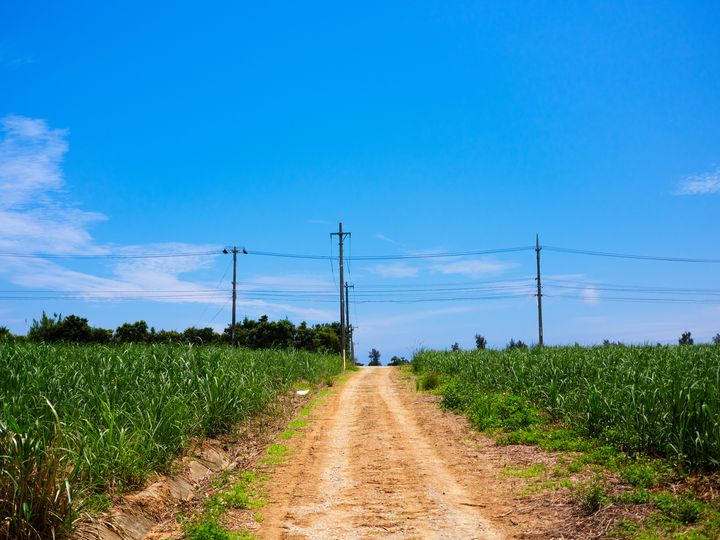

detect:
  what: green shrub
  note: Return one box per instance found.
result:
[416,372,442,391]
[574,480,609,515]
[184,518,238,540]
[653,492,703,525]
[440,378,474,411]
[467,393,542,431]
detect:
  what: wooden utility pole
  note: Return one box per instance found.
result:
[345,282,354,364]
[331,223,351,369]
[224,246,246,347]
[232,246,237,347]
[535,234,544,348]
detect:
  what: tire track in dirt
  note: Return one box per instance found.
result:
[258,367,503,539]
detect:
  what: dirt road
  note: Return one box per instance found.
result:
[259,367,506,539]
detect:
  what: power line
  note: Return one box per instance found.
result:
[9,288,720,306]
[208,297,232,324]
[347,234,353,276]
[545,293,720,305]
[6,278,719,301]
[4,244,719,264]
[250,250,332,261]
[544,246,720,264]
[247,245,533,260]
[0,250,220,260]
[329,235,336,287]
[544,283,720,296]
[544,277,720,293]
[349,246,534,260]
[0,283,535,297]
[354,293,534,304]
[0,288,232,296]
[352,283,360,335]
[356,277,534,289]
[0,294,230,300]
[0,289,535,303]
[196,257,233,326]
[345,235,360,349]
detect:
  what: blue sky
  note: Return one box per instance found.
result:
[1,1,719,361]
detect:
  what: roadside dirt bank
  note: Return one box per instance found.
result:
[73,391,310,540]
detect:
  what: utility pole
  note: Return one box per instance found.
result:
[345,282,354,364]
[223,246,247,347]
[535,234,544,348]
[232,246,237,347]
[331,223,351,369]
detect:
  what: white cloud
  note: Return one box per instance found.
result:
[112,243,217,283]
[0,116,221,305]
[581,286,600,305]
[5,257,126,292]
[0,115,68,207]
[375,233,397,244]
[431,258,517,278]
[0,115,353,329]
[0,115,107,254]
[368,262,420,278]
[0,252,227,305]
[675,167,720,195]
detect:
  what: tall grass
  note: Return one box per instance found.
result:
[413,345,720,469]
[0,343,342,539]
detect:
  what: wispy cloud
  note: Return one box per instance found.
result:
[0,46,36,68]
[375,233,397,244]
[0,115,341,324]
[581,286,600,305]
[0,116,233,307]
[0,115,68,206]
[430,258,517,278]
[0,115,107,254]
[368,262,420,278]
[675,167,720,195]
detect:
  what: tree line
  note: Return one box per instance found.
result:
[0,312,343,353]
[453,331,720,351]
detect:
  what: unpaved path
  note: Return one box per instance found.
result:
[259,367,509,539]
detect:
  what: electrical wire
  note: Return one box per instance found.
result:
[545,293,720,305]
[208,297,232,324]
[4,243,719,263]
[0,250,220,259]
[544,283,720,297]
[543,277,720,293]
[329,235,337,288]
[246,246,534,260]
[544,246,720,264]
[6,239,720,313]
[196,257,233,326]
